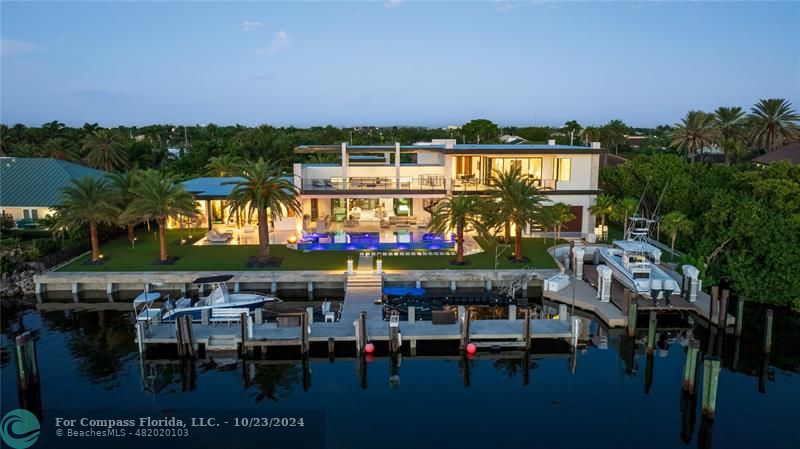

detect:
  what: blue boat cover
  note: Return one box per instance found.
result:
[383,287,426,297]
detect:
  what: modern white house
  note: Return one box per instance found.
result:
[291,139,605,239]
[175,139,606,246]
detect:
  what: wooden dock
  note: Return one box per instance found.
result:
[137,261,574,355]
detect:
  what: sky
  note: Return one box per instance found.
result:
[1,1,799,128]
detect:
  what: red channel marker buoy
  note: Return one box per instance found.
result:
[466,343,477,354]
[364,342,375,354]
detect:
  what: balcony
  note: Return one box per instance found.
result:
[452,175,557,192]
[302,175,446,192]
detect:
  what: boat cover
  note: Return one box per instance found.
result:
[193,274,234,284]
[383,287,426,297]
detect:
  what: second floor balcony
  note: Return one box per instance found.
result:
[302,175,446,192]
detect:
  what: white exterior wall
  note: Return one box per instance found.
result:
[0,206,55,222]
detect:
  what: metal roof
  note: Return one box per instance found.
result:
[180,176,295,199]
[180,177,245,199]
[0,157,108,207]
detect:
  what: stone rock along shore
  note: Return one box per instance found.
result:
[1,261,45,299]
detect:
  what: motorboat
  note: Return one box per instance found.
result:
[133,275,280,323]
[598,217,680,302]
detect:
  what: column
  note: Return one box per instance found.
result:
[341,142,348,185]
[395,142,401,189]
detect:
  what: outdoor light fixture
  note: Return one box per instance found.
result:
[288,235,298,244]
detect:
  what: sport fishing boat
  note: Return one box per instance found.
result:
[598,217,680,303]
[134,275,280,322]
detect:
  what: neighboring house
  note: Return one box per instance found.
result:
[0,157,107,228]
[292,139,606,237]
[751,143,800,166]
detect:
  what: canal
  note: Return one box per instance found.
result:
[1,301,798,449]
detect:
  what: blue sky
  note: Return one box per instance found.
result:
[1,1,798,127]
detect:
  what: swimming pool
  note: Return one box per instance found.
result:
[298,231,455,251]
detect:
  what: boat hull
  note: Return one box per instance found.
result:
[162,297,274,322]
[598,247,679,299]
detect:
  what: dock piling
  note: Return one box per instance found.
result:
[255,308,263,325]
[327,337,335,362]
[719,289,729,329]
[201,308,209,326]
[389,310,400,354]
[710,287,719,325]
[735,298,745,337]
[646,311,658,355]
[239,312,248,358]
[763,309,773,354]
[459,307,471,350]
[407,306,415,322]
[14,331,40,392]
[701,356,721,418]
[523,309,532,350]
[508,304,517,321]
[176,315,195,358]
[627,295,638,338]
[682,338,700,393]
[301,311,310,356]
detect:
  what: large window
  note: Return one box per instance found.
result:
[483,157,543,184]
[455,156,481,179]
[555,158,571,182]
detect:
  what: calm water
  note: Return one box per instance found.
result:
[1,303,798,449]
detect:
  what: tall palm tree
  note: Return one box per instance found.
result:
[581,126,601,146]
[660,211,692,261]
[205,154,244,177]
[489,167,523,242]
[603,119,628,154]
[225,158,300,262]
[53,177,119,262]
[614,197,639,236]
[549,202,575,242]
[671,111,717,162]
[714,106,747,165]
[491,166,550,261]
[82,129,129,171]
[124,170,197,263]
[748,98,800,153]
[428,194,484,264]
[589,194,616,231]
[107,170,140,242]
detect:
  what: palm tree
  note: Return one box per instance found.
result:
[614,197,639,236]
[714,106,747,165]
[124,170,197,263]
[225,158,301,262]
[748,98,800,153]
[428,195,484,264]
[489,168,522,242]
[107,170,140,242]
[589,194,616,234]
[671,111,716,162]
[581,126,601,146]
[491,166,550,261]
[82,129,129,171]
[660,211,692,261]
[549,202,575,242]
[603,119,628,154]
[42,137,78,160]
[53,177,119,262]
[205,154,244,176]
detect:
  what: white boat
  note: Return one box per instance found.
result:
[134,275,280,323]
[598,217,680,302]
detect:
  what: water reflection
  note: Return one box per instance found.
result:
[1,303,798,449]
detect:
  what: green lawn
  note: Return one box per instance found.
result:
[58,229,356,272]
[380,237,560,270]
[58,229,560,272]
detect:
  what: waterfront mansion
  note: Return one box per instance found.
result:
[179,139,606,244]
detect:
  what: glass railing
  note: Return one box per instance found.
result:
[302,175,446,191]
[452,177,556,191]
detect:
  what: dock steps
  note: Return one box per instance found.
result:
[206,335,237,351]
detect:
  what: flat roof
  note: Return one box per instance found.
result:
[295,143,605,155]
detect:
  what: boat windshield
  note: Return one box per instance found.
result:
[207,283,230,305]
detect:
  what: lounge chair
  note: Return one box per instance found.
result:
[206,230,232,243]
